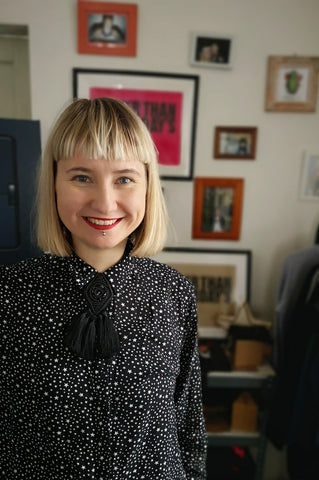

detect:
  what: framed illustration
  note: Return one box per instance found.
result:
[73,68,199,180]
[190,32,233,69]
[77,1,137,56]
[153,247,252,331]
[214,126,257,160]
[265,55,319,112]
[299,152,319,200]
[192,177,244,240]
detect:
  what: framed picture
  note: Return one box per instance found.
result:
[190,33,233,69]
[299,152,319,200]
[192,177,244,240]
[77,1,137,56]
[73,68,199,180]
[214,126,257,160]
[153,247,252,331]
[265,55,319,112]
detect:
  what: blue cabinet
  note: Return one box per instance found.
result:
[0,118,42,264]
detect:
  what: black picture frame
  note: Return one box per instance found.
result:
[153,247,252,332]
[157,247,251,301]
[73,68,199,180]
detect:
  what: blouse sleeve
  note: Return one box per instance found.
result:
[174,285,207,480]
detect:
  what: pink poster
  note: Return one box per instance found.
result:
[89,87,183,166]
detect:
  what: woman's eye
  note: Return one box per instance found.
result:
[74,175,90,183]
[117,176,131,185]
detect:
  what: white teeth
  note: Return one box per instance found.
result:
[87,217,117,226]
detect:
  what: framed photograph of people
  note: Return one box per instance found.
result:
[192,177,244,240]
[73,68,199,180]
[190,33,233,69]
[299,152,319,201]
[77,1,138,56]
[265,55,319,112]
[153,247,251,331]
[214,126,257,160]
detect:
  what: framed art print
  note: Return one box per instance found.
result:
[214,126,257,160]
[77,1,138,56]
[192,177,244,240]
[265,55,318,112]
[190,32,233,69]
[154,247,251,331]
[73,68,199,180]
[299,152,319,200]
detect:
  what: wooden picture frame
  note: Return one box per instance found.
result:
[192,177,244,240]
[190,32,233,69]
[214,126,257,160]
[153,247,252,333]
[265,55,319,112]
[77,1,137,56]
[73,68,199,180]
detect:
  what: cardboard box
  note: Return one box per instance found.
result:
[233,339,264,370]
[231,391,258,432]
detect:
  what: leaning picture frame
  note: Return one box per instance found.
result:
[190,32,233,69]
[265,55,319,112]
[192,177,244,240]
[153,247,252,333]
[73,68,199,180]
[299,151,319,200]
[77,1,138,56]
[214,126,257,160]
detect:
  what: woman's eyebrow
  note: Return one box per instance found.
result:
[113,168,143,176]
[65,166,92,173]
[65,167,143,176]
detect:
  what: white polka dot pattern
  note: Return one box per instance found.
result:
[0,252,207,479]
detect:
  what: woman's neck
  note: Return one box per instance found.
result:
[74,240,127,272]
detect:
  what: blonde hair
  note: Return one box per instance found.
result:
[36,97,168,257]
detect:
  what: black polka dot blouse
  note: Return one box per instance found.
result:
[0,249,207,479]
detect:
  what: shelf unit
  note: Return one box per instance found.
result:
[206,364,275,480]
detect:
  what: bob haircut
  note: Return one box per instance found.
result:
[37,97,168,258]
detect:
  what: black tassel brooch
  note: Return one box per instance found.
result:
[64,273,120,360]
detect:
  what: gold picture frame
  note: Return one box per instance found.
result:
[265,55,319,112]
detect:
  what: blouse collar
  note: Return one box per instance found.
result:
[67,240,135,289]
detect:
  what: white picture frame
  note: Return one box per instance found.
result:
[299,152,319,200]
[190,32,233,69]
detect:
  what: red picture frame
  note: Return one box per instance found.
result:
[192,177,244,240]
[77,1,137,56]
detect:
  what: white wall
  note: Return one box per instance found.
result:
[1,1,319,476]
[1,0,318,322]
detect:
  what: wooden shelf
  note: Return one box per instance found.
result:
[207,364,275,388]
[207,430,260,447]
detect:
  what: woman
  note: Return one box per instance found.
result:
[0,98,207,479]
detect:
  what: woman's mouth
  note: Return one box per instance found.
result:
[83,217,121,230]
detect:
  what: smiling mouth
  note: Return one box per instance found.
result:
[84,217,121,230]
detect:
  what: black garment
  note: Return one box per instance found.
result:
[267,247,319,479]
[0,252,207,479]
[267,247,319,449]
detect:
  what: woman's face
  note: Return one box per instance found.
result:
[55,155,147,261]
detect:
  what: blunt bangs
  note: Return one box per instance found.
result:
[51,98,154,165]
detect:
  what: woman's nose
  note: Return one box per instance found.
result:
[90,184,117,213]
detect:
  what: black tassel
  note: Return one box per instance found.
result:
[64,273,120,360]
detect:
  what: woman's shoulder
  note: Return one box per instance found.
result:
[0,254,67,287]
[133,255,195,292]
